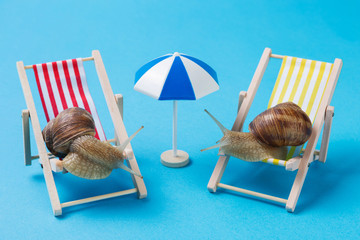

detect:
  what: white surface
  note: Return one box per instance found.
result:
[160,150,189,168]
[134,56,174,99]
[180,55,219,99]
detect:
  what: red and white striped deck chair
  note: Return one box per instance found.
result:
[17,50,147,216]
[207,48,342,212]
[33,58,106,142]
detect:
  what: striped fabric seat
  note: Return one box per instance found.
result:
[33,58,106,141]
[262,56,333,166]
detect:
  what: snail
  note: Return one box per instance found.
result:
[201,102,312,162]
[42,107,143,180]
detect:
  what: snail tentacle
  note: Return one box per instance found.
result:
[204,109,229,135]
[117,126,144,152]
[116,161,143,179]
[201,142,226,152]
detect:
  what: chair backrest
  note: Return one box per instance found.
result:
[32,58,106,141]
[268,56,333,159]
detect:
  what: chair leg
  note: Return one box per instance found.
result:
[114,93,147,199]
[114,94,124,146]
[208,91,247,192]
[319,106,334,163]
[286,150,314,212]
[18,61,62,216]
[207,155,230,192]
[22,109,32,166]
[41,158,62,216]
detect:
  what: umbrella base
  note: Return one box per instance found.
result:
[160,150,189,168]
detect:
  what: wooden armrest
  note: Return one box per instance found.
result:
[22,109,31,166]
[319,105,334,163]
[237,91,247,113]
[114,94,124,146]
[114,94,123,119]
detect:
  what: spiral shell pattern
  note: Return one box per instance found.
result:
[249,102,312,147]
[42,107,96,157]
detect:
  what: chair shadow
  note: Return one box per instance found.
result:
[30,169,155,218]
[213,187,286,210]
[58,193,152,219]
[294,147,360,213]
[214,145,359,214]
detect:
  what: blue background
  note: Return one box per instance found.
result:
[1,0,359,239]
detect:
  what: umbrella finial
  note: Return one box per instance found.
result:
[173,52,180,57]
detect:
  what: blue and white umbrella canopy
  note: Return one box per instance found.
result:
[134,52,219,167]
[134,52,219,100]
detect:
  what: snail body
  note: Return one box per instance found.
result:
[201,102,312,162]
[219,131,288,162]
[42,107,143,179]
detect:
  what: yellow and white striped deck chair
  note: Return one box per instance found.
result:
[207,48,342,212]
[263,55,334,168]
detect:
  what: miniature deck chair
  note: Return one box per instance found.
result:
[17,50,147,216]
[207,48,342,212]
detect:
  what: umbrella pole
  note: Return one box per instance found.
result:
[159,100,189,167]
[173,100,178,157]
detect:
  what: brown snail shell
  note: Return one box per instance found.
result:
[42,118,59,157]
[249,102,312,147]
[42,108,96,158]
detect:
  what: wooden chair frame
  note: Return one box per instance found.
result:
[207,48,342,212]
[18,50,147,216]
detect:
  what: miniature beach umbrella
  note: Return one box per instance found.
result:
[134,52,219,167]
